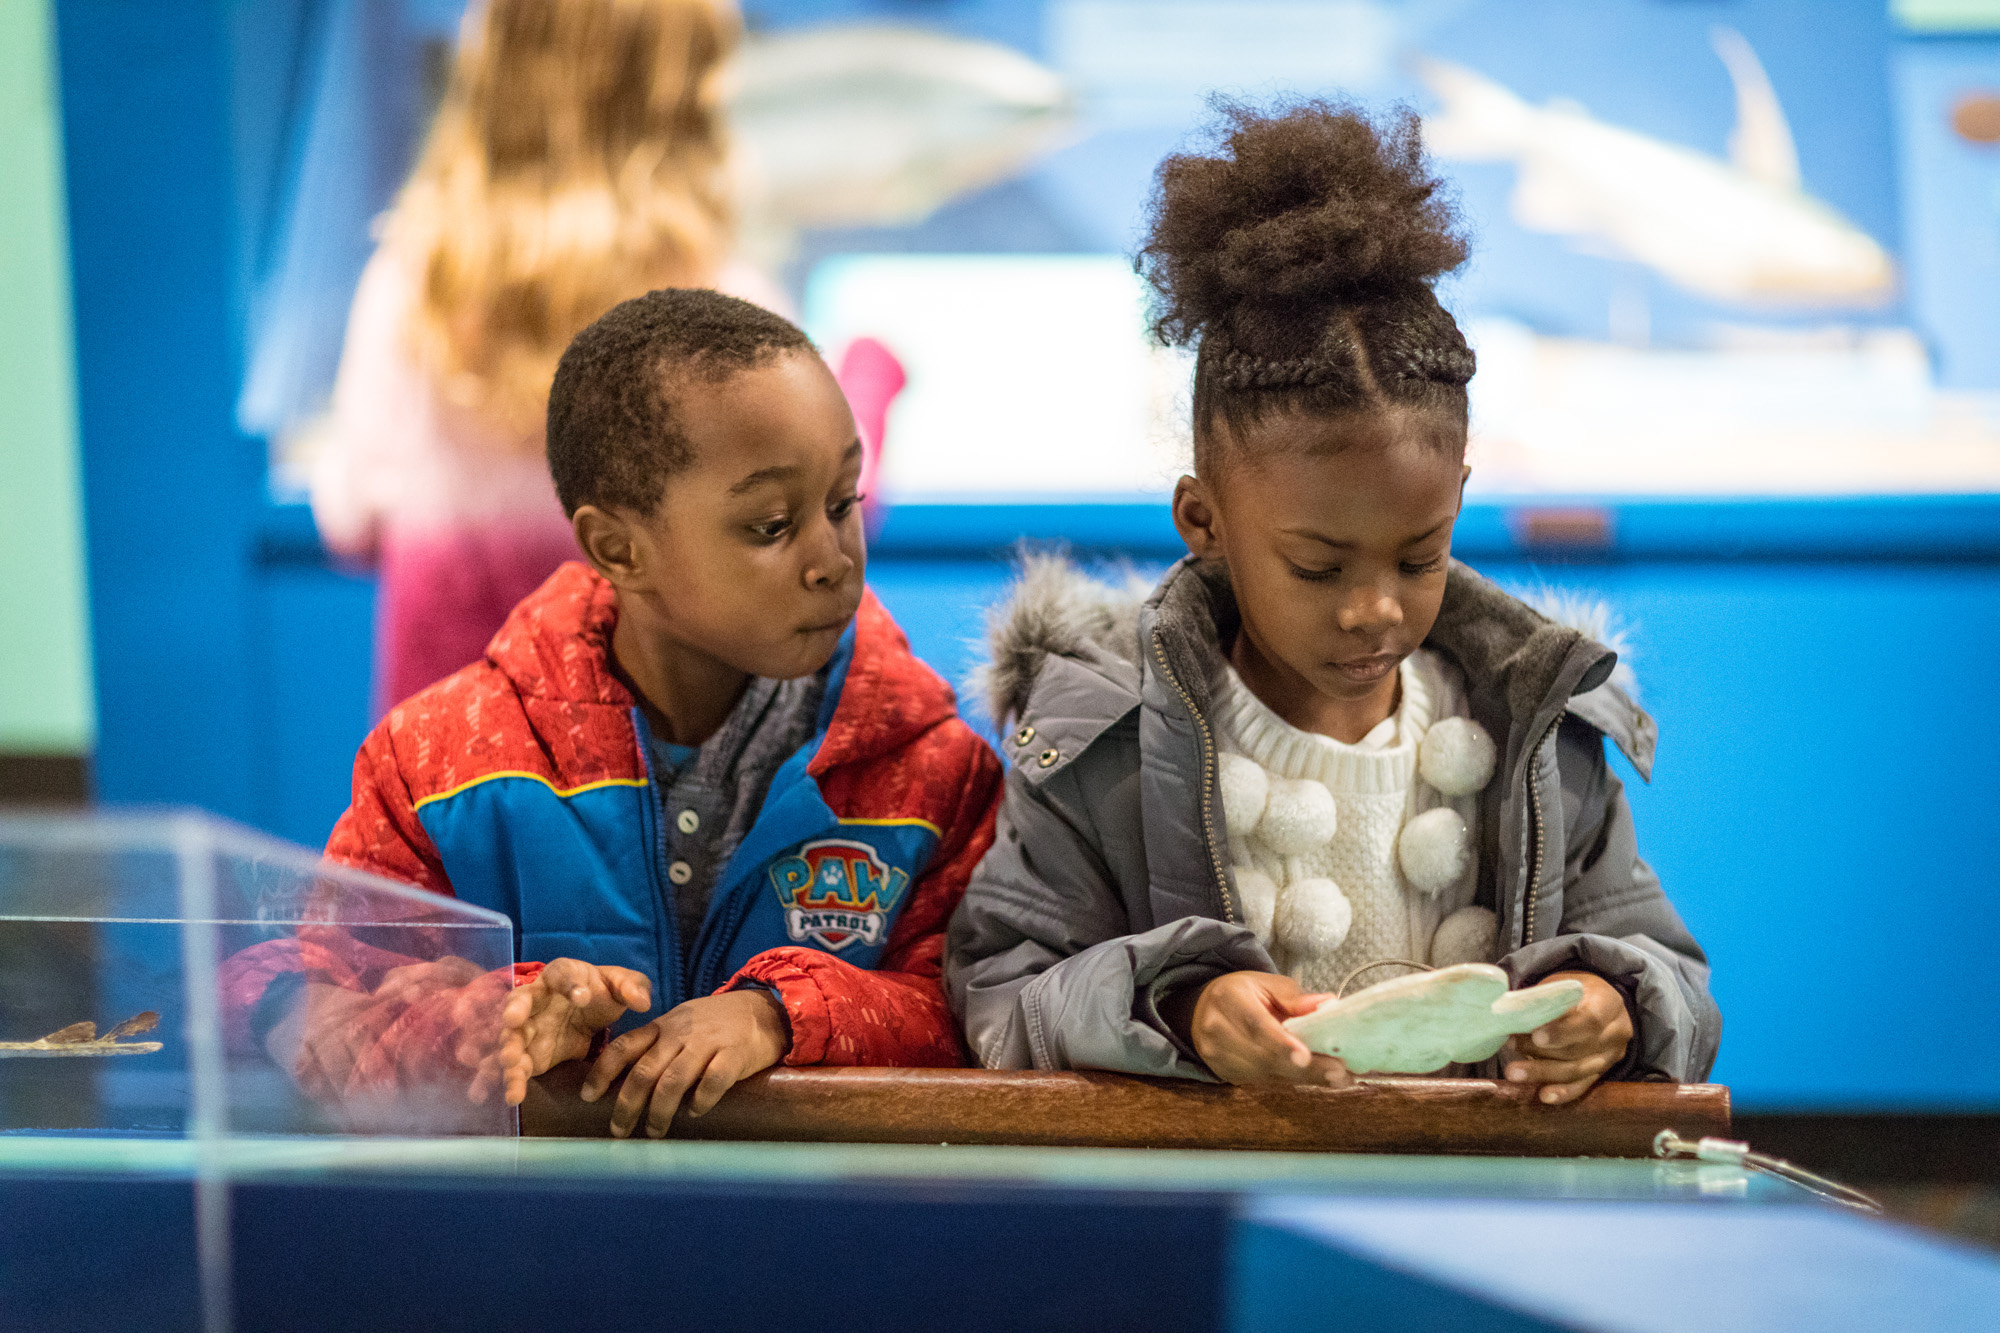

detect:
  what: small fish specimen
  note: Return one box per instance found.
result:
[0,1011,163,1057]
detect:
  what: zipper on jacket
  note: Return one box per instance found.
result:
[632,717,687,1010]
[1520,716,1561,948]
[1151,634,1238,923]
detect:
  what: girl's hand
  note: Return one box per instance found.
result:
[580,989,791,1139]
[1176,970,1352,1087]
[1503,970,1633,1105]
[489,958,653,1106]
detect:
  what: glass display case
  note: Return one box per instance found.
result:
[0,811,517,1139]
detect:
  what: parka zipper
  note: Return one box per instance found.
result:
[1151,634,1238,923]
[1520,715,1561,948]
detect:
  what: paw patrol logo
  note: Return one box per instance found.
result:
[768,839,911,951]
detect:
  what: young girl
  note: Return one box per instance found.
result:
[310,0,784,712]
[947,103,1717,1103]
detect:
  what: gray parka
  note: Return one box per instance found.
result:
[945,555,1719,1084]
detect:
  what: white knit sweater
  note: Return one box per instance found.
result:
[1211,650,1494,995]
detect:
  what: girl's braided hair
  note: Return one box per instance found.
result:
[1138,100,1475,471]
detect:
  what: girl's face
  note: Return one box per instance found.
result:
[1172,407,1467,727]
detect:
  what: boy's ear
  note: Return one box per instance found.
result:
[571,504,645,585]
[1171,475,1224,560]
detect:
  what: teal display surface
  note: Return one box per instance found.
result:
[0,1133,1801,1204]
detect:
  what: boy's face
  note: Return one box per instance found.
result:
[577,350,867,682]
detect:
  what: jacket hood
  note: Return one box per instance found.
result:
[976,554,1655,779]
[487,561,962,770]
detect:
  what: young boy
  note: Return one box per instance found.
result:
[317,290,1001,1136]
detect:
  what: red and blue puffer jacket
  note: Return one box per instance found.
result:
[324,561,1002,1067]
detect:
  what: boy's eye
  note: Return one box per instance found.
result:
[749,516,792,541]
[828,492,864,521]
[1400,555,1448,577]
[1288,563,1341,583]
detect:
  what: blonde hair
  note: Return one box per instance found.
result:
[386,0,739,440]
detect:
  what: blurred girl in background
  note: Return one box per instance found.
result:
[312,0,788,712]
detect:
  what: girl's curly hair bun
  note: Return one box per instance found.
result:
[1140,100,1467,348]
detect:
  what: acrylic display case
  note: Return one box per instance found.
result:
[0,810,518,1139]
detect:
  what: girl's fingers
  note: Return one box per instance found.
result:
[1535,1075,1600,1105]
[1273,990,1334,1018]
[1505,1050,1613,1087]
[1304,1053,1352,1087]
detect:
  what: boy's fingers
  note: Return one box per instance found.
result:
[608,969,653,1013]
[643,1049,713,1139]
[686,1050,756,1117]
[584,1025,659,1103]
[609,1040,681,1137]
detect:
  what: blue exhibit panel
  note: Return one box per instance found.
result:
[1468,560,2000,1110]
[1893,42,2000,390]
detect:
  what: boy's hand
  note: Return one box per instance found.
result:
[580,989,790,1138]
[1503,970,1633,1105]
[1175,971,1352,1088]
[488,958,653,1107]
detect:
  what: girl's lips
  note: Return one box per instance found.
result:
[1331,654,1398,683]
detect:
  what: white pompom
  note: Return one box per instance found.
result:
[1218,753,1270,841]
[1398,806,1471,895]
[1273,876,1352,959]
[1429,905,1498,967]
[1232,865,1279,942]
[1259,777,1338,855]
[1418,717,1497,797]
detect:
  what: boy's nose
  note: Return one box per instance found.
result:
[801,522,857,591]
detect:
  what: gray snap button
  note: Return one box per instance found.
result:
[676,809,700,835]
[668,860,694,886]
[1037,748,1060,768]
[1014,724,1035,746]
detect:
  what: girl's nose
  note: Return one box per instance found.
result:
[1337,582,1404,635]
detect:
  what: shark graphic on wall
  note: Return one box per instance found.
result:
[1416,28,1895,306]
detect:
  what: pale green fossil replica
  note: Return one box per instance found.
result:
[1283,965,1583,1075]
[0,1011,162,1057]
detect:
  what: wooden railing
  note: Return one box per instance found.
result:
[523,1064,1730,1158]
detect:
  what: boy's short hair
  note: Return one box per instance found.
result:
[547,288,815,516]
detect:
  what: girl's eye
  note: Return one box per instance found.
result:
[750,517,792,541]
[1401,556,1448,577]
[1288,563,1341,583]
[828,492,864,521]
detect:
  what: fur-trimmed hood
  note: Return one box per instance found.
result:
[971,553,1654,780]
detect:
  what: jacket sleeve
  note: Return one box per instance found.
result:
[946,743,1271,1081]
[726,733,1003,1067]
[1500,716,1721,1083]
[324,721,454,898]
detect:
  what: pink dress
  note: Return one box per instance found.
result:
[310,250,802,715]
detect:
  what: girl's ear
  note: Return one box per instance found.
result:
[1172,474,1225,560]
[572,504,645,585]
[1458,463,1471,512]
